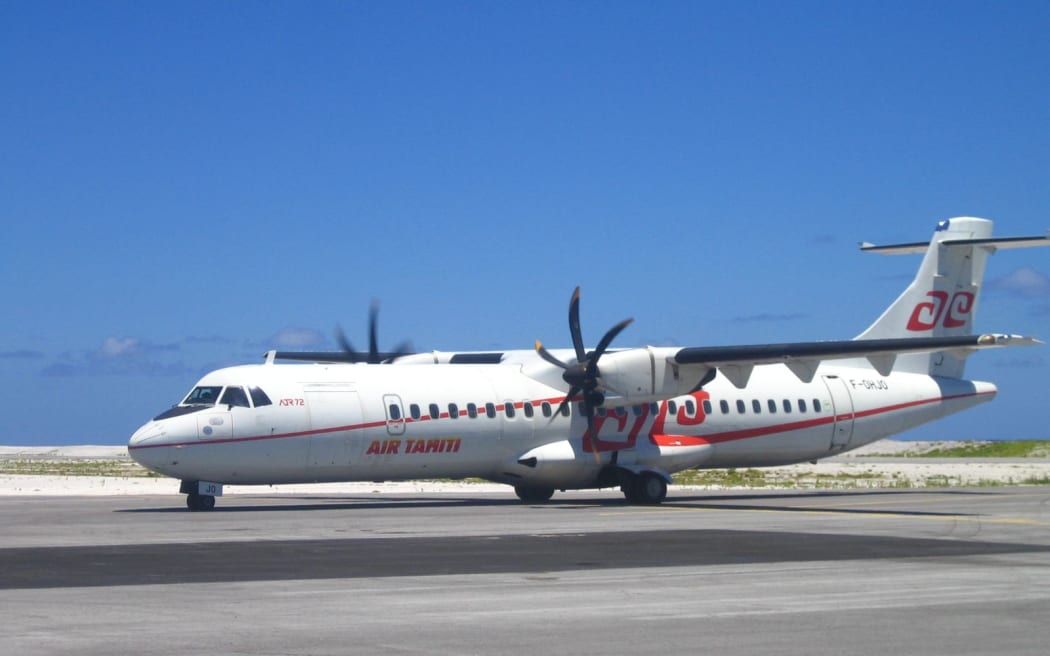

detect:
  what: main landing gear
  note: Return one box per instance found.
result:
[514,485,555,503]
[621,471,668,505]
[512,471,670,505]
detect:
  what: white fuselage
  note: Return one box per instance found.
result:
[127,354,994,490]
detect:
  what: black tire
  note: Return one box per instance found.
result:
[514,485,555,503]
[624,473,667,505]
[186,493,216,511]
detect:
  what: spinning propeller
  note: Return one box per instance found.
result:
[337,301,413,364]
[534,287,633,463]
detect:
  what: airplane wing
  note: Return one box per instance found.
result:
[671,333,1039,387]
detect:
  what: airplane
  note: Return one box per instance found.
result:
[128,217,1049,510]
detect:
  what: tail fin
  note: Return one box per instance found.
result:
[857,217,1048,377]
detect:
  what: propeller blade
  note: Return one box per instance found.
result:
[386,340,414,362]
[583,404,601,464]
[335,325,361,361]
[548,386,580,426]
[535,341,569,369]
[368,300,380,363]
[533,287,634,466]
[568,287,586,363]
[590,318,633,364]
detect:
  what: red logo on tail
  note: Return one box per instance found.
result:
[906,291,974,331]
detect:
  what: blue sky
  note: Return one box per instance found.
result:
[2,1,1048,445]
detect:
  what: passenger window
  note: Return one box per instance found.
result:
[249,387,272,407]
[813,399,822,412]
[429,403,440,419]
[668,400,678,415]
[685,400,696,416]
[649,403,659,415]
[783,399,792,413]
[410,404,421,420]
[719,400,730,414]
[767,399,776,414]
[736,400,746,414]
[220,386,250,408]
[541,402,552,418]
[560,403,570,417]
[632,405,643,416]
[485,402,496,418]
[752,400,762,414]
[449,403,459,419]
[388,404,402,420]
[798,399,807,413]
[505,402,516,418]
[523,403,534,418]
[702,400,712,415]
[467,403,478,419]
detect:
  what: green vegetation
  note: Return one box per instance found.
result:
[0,459,159,477]
[671,465,1050,489]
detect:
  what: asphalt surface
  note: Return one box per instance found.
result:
[3,488,1049,655]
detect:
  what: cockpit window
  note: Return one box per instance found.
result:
[183,386,223,406]
[249,386,272,407]
[220,386,251,408]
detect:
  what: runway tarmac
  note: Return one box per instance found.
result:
[3,488,1049,655]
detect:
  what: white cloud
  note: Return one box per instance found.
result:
[988,267,1050,298]
[99,337,142,359]
[269,327,327,349]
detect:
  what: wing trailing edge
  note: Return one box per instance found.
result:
[672,334,1039,388]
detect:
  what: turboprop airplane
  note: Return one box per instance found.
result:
[128,217,1049,510]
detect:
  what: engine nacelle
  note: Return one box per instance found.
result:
[598,347,706,405]
[501,440,595,488]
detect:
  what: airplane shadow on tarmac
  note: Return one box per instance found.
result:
[115,487,998,516]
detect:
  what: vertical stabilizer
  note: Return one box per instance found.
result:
[857,217,994,377]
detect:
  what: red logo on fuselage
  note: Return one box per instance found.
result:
[581,390,710,453]
[906,291,974,331]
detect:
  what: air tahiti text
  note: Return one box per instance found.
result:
[365,438,462,455]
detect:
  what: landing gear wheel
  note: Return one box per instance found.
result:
[186,493,216,511]
[514,485,555,503]
[623,473,667,505]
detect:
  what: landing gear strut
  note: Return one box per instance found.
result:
[186,493,216,511]
[622,472,668,505]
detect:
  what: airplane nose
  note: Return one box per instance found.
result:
[127,421,173,474]
[128,422,164,448]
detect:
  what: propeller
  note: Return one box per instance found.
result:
[336,300,413,363]
[534,287,633,463]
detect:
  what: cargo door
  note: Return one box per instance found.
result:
[821,375,855,449]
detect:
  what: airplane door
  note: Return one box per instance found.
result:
[305,385,360,471]
[821,375,855,449]
[383,394,406,436]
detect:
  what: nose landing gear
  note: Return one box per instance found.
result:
[186,493,216,511]
[180,480,221,511]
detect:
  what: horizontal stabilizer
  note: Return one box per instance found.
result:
[861,232,1050,255]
